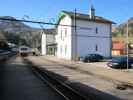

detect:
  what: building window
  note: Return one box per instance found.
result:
[96,27,98,34]
[60,45,62,54]
[65,45,67,55]
[65,28,67,37]
[61,29,63,39]
[95,44,98,51]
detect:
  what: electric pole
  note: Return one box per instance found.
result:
[126,20,129,70]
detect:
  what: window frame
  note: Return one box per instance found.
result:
[60,29,63,39]
[95,44,98,51]
[65,28,67,37]
[96,27,98,34]
[65,45,67,55]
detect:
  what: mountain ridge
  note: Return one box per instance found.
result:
[0,16,42,48]
[113,17,133,37]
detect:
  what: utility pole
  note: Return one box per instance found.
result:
[74,8,77,61]
[126,20,129,70]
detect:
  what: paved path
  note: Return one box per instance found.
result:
[0,57,65,100]
[27,56,133,100]
[39,56,133,86]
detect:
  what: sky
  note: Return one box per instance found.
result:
[0,0,132,28]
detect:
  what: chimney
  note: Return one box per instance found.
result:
[89,5,95,20]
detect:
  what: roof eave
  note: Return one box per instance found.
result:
[56,11,116,28]
[55,11,71,28]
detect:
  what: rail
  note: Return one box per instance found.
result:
[31,66,90,100]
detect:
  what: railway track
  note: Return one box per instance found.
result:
[31,65,90,100]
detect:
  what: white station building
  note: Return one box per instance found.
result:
[55,6,114,60]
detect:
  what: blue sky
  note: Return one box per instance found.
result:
[0,0,132,27]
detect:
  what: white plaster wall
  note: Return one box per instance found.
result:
[41,33,46,55]
[41,32,56,55]
[72,20,111,58]
[56,16,112,60]
[56,15,72,59]
[76,20,111,36]
[46,34,55,45]
[77,37,111,57]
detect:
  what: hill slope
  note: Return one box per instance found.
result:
[113,17,133,37]
[0,16,42,48]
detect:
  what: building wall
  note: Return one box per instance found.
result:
[56,15,72,59]
[41,33,46,55]
[56,15,112,60]
[72,20,112,58]
[46,34,55,45]
[41,33,56,55]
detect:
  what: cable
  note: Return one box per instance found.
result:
[0,17,112,39]
[0,17,98,31]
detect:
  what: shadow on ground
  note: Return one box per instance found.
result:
[24,58,124,100]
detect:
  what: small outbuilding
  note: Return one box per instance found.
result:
[41,29,57,55]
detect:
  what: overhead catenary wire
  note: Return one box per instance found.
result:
[0,17,112,39]
[0,17,95,31]
[0,17,74,27]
